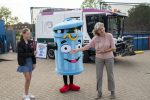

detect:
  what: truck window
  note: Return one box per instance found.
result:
[86,14,105,39]
[70,17,80,20]
[108,16,124,38]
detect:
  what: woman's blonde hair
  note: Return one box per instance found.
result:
[92,22,104,36]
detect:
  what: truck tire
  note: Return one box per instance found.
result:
[83,50,90,63]
[47,49,55,59]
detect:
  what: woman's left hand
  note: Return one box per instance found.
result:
[33,64,36,70]
[101,51,107,54]
[34,51,37,56]
[70,49,78,54]
[97,50,107,54]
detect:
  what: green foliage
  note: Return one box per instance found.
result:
[0,6,19,25]
[16,31,21,41]
[81,0,97,8]
[16,32,20,36]
[125,4,150,32]
[0,6,11,22]
[81,0,111,10]
[9,16,19,25]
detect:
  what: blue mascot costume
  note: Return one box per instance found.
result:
[52,18,84,93]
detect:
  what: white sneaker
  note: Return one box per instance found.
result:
[29,93,35,99]
[23,94,35,99]
[23,95,30,100]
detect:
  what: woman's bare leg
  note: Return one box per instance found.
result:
[23,72,31,95]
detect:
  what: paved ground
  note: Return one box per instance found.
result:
[0,51,150,100]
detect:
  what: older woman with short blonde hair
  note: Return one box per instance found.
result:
[71,22,116,99]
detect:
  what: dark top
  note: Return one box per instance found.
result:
[17,39,36,66]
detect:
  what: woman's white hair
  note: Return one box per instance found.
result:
[92,22,104,36]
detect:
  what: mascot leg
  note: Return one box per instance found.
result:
[59,75,80,93]
[69,75,80,91]
[59,75,69,93]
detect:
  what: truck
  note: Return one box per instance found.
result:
[34,8,135,63]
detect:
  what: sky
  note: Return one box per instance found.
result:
[0,0,149,23]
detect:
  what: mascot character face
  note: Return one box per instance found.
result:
[59,27,82,64]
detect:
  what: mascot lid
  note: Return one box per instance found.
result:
[53,18,83,31]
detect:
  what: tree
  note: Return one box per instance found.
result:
[9,16,19,25]
[0,6,11,23]
[81,0,112,10]
[125,4,150,32]
[18,22,23,24]
[81,0,97,8]
[0,6,19,25]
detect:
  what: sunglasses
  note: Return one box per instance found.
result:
[23,31,30,34]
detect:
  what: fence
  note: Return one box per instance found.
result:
[124,33,150,51]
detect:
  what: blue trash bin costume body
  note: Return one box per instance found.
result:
[53,18,84,75]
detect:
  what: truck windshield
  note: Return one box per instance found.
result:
[108,16,124,38]
[86,14,105,38]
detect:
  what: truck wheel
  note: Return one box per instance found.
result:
[83,50,90,63]
[47,49,55,59]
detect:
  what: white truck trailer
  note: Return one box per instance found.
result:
[35,8,135,62]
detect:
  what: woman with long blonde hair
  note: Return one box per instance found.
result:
[17,28,36,100]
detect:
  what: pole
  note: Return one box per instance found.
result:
[30,7,35,38]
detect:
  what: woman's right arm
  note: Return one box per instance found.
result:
[77,41,94,52]
[71,37,96,53]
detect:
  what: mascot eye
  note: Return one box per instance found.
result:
[61,45,71,53]
[78,29,81,32]
[57,30,61,33]
[76,44,82,49]
[74,29,78,33]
